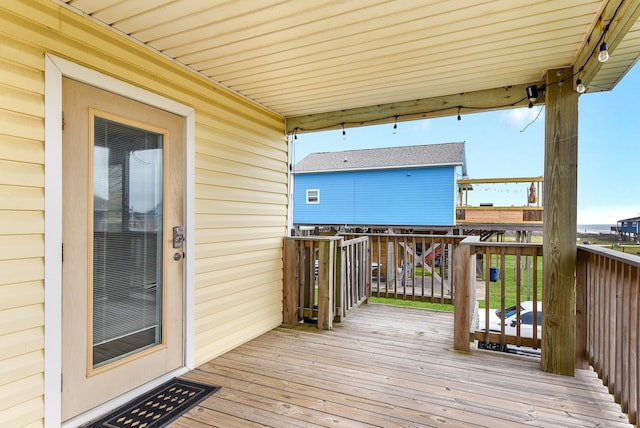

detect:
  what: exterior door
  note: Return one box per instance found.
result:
[61,78,185,420]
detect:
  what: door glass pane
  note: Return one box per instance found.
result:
[92,116,164,368]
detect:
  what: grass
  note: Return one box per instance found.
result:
[369,296,454,312]
[608,243,640,255]
[370,236,636,313]
[413,266,433,277]
[577,236,640,255]
[370,254,544,312]
[479,254,544,309]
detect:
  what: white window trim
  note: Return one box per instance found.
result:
[45,54,196,428]
[306,189,320,204]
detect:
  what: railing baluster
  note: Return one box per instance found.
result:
[621,262,630,414]
[615,260,623,403]
[374,235,380,297]
[532,247,539,349]
[431,236,437,302]
[604,256,612,390]
[634,265,640,425]
[515,246,522,348]
[392,235,398,300]
[419,236,425,301]
[441,237,446,305]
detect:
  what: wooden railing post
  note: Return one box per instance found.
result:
[283,238,298,325]
[335,238,344,323]
[453,237,475,351]
[317,239,334,330]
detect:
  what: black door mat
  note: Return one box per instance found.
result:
[85,378,220,428]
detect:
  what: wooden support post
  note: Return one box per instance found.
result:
[453,242,472,351]
[541,66,578,376]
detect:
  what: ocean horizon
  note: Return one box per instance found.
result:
[577,224,615,234]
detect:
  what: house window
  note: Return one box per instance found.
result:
[306,189,320,204]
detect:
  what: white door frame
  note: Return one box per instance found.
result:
[44,54,196,428]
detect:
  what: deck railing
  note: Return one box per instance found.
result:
[454,237,544,351]
[284,233,466,328]
[577,245,640,425]
[283,236,370,329]
[456,176,543,225]
[338,236,370,321]
[285,234,640,423]
[345,233,466,304]
[453,239,640,424]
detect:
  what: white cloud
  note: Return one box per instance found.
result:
[577,207,640,225]
[412,119,430,130]
[502,107,540,128]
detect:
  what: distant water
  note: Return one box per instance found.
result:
[577,224,615,234]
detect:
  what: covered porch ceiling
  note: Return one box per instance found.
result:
[59,0,640,133]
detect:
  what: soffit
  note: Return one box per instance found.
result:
[588,16,640,91]
[59,0,639,121]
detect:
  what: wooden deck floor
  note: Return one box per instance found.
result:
[173,304,630,427]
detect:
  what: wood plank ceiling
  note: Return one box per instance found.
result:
[59,0,640,132]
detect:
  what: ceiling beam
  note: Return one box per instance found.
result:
[285,81,545,134]
[575,0,640,89]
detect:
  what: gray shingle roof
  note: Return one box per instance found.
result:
[618,216,640,222]
[294,142,466,174]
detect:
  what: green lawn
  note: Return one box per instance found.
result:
[368,296,454,312]
[479,254,543,309]
[609,243,640,254]
[577,237,640,255]
[413,266,433,276]
[370,253,543,312]
[371,237,637,312]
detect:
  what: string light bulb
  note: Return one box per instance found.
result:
[392,116,398,134]
[576,78,586,94]
[341,123,346,140]
[598,41,609,62]
[457,106,462,121]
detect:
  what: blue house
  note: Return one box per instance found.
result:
[617,216,640,242]
[293,142,466,228]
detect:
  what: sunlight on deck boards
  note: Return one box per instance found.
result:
[174,304,630,428]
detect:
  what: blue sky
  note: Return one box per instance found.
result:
[292,63,640,225]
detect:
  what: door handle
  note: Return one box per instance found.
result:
[173,226,184,248]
